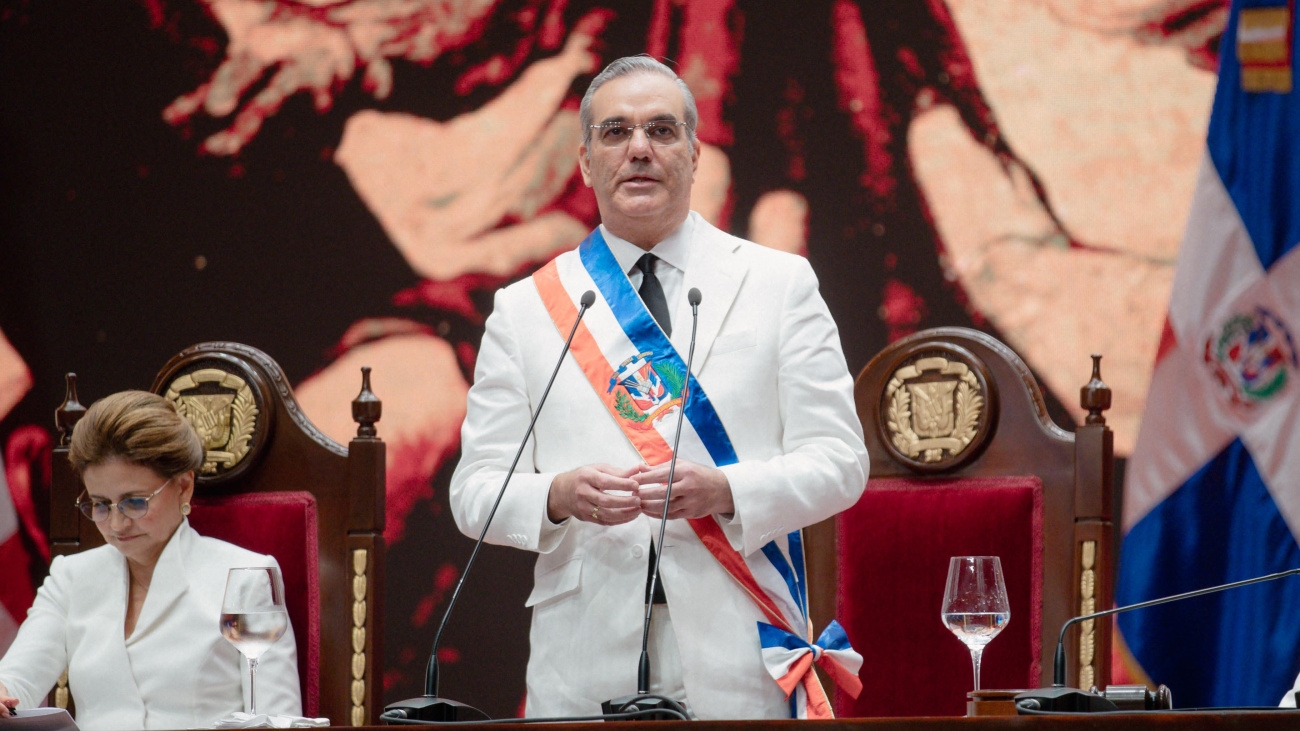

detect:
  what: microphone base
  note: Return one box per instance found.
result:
[1014,687,1120,714]
[384,696,488,723]
[602,693,689,721]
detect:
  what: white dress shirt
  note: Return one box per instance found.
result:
[601,215,694,332]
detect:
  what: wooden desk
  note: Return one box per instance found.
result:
[359,711,1300,729]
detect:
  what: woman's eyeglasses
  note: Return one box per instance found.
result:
[76,478,172,522]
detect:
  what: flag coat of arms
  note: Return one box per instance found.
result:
[1117,0,1300,707]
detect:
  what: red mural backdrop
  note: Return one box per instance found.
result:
[0,0,1224,717]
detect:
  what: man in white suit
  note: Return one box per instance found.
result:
[450,56,868,719]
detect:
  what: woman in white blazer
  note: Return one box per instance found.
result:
[0,391,301,730]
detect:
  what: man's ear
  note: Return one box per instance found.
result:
[578,145,594,187]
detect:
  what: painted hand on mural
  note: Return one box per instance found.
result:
[903,0,1223,451]
[161,0,499,155]
[0,331,30,426]
[164,2,614,544]
[333,12,607,281]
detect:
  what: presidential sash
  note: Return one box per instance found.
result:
[532,228,862,719]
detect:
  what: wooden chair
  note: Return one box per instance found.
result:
[49,342,386,726]
[805,327,1114,717]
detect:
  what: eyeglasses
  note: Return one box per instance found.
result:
[77,478,172,522]
[589,120,689,148]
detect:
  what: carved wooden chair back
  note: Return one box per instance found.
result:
[804,327,1114,716]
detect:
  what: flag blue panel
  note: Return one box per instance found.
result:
[1118,439,1300,707]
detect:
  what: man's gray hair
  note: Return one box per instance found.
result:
[579,55,698,150]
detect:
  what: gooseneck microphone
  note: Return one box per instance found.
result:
[1016,566,1300,713]
[1054,566,1300,687]
[602,287,702,721]
[384,290,597,724]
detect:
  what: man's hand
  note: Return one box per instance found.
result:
[548,464,642,525]
[634,460,734,520]
[0,681,16,717]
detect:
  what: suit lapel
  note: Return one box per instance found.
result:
[95,551,147,707]
[127,521,192,643]
[677,218,745,375]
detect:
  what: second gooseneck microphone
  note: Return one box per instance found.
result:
[384,290,596,724]
[1015,565,1300,714]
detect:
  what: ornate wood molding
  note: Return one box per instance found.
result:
[1078,540,1098,689]
[350,549,369,726]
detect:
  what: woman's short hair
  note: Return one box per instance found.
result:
[69,390,205,477]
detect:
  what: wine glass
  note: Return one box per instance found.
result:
[941,556,1010,692]
[220,566,289,716]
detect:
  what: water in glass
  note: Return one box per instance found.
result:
[221,566,288,715]
[220,610,288,660]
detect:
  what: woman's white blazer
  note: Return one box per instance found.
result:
[0,519,301,730]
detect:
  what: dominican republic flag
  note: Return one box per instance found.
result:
[0,428,52,656]
[1117,0,1300,708]
[0,328,38,654]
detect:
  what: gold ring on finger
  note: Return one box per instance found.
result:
[592,506,599,520]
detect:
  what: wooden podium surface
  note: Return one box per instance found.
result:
[357,712,1300,729]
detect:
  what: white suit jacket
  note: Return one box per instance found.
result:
[1281,671,1300,707]
[0,520,301,731]
[450,213,868,720]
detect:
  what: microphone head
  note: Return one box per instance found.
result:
[580,290,596,308]
[687,288,702,305]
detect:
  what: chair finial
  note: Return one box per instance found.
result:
[352,366,382,438]
[1080,354,1111,425]
[56,372,88,446]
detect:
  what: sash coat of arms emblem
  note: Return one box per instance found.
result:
[608,351,686,429]
[884,356,986,464]
[164,368,260,474]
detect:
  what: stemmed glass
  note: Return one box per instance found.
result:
[941,556,1010,692]
[220,567,289,716]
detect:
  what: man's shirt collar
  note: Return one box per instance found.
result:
[600,212,696,275]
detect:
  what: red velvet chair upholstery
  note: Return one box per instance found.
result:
[49,343,386,726]
[187,491,322,714]
[804,327,1114,717]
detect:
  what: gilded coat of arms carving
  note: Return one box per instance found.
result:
[164,368,260,474]
[885,356,985,464]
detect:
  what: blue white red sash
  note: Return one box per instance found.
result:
[532,228,862,718]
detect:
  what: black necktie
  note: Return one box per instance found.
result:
[636,253,672,337]
[635,252,670,604]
